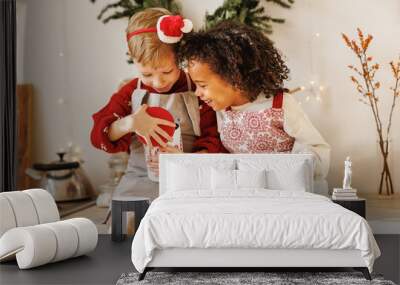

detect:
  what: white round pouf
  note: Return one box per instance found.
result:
[64,218,98,257]
[0,189,98,269]
[1,192,39,227]
[0,196,17,237]
[24,189,60,223]
[42,221,79,262]
[0,218,98,269]
[0,226,57,269]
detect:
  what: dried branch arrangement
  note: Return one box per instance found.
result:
[342,28,400,196]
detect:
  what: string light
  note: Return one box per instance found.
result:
[288,28,327,103]
[289,81,326,102]
[290,1,328,104]
[289,0,328,103]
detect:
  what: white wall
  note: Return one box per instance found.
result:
[17,0,400,195]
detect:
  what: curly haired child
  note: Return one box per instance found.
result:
[91,8,225,199]
[178,21,331,193]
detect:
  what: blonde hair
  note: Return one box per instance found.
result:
[126,8,175,66]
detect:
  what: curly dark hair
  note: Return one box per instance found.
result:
[177,21,290,101]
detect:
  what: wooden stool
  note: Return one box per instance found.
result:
[111,196,150,242]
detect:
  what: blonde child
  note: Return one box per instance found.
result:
[91,8,225,199]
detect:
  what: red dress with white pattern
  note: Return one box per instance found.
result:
[220,92,295,154]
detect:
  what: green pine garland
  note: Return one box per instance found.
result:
[90,0,181,24]
[205,0,294,34]
[90,0,293,63]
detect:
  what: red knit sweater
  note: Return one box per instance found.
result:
[90,71,227,154]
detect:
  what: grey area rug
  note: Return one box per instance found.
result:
[116,272,396,285]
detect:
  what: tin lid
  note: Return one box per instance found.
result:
[33,152,80,171]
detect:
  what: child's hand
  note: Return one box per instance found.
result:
[159,146,184,154]
[146,146,184,176]
[133,104,175,147]
[147,160,159,177]
[146,148,160,177]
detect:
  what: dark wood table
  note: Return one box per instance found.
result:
[332,198,366,218]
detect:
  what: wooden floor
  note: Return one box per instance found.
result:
[62,204,110,234]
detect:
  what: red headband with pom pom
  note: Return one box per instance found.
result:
[126,15,193,43]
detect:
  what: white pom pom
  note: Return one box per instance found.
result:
[181,19,193,34]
